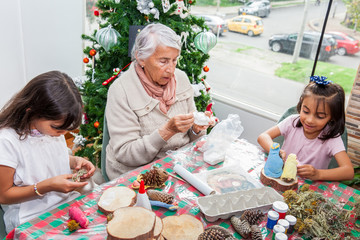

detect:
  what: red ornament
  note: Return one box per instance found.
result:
[189,0,193,4]
[83,57,89,63]
[203,66,209,72]
[94,10,99,16]
[89,49,96,56]
[94,121,100,128]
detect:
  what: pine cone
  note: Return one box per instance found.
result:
[198,225,235,240]
[230,216,251,239]
[147,189,174,204]
[240,210,265,225]
[140,167,168,187]
[250,225,262,240]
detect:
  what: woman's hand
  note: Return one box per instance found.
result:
[192,111,214,134]
[70,156,95,179]
[159,113,194,141]
[297,164,320,180]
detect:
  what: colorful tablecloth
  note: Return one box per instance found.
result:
[4,139,360,240]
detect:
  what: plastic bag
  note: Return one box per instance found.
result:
[200,114,244,165]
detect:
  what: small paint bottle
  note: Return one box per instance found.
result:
[277,219,289,234]
[285,215,297,234]
[272,201,288,219]
[266,210,279,230]
[272,225,285,240]
[275,233,288,240]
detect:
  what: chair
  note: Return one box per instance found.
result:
[274,106,347,169]
[0,206,6,239]
[101,113,110,182]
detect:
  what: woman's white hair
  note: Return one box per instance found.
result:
[131,23,181,61]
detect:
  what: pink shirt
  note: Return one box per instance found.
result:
[278,115,345,169]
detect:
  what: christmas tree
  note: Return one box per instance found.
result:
[75,0,215,167]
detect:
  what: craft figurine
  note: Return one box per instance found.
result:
[264,142,284,178]
[281,154,298,183]
[149,200,179,211]
[69,206,89,228]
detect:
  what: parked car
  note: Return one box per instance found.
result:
[195,15,228,36]
[238,0,271,17]
[326,31,360,56]
[268,31,337,61]
[227,15,264,37]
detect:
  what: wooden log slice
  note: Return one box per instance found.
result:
[260,168,298,192]
[98,186,136,215]
[161,214,204,240]
[107,206,156,240]
[153,216,163,240]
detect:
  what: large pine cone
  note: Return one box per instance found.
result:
[250,225,262,240]
[230,216,251,239]
[140,167,168,188]
[198,225,236,240]
[240,210,265,225]
[147,190,174,204]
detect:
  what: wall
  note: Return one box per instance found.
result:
[0,0,83,107]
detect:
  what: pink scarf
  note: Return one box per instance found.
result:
[135,63,176,114]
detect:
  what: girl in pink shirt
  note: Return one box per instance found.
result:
[258,76,354,181]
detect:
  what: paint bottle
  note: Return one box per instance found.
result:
[272,201,288,219]
[277,219,290,234]
[272,225,285,240]
[275,233,288,240]
[285,215,297,234]
[266,210,279,230]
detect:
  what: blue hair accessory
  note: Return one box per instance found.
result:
[310,75,332,85]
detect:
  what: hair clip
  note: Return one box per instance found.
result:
[310,75,332,85]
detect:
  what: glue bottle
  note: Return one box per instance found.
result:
[135,180,152,211]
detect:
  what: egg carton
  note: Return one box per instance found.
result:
[197,186,284,222]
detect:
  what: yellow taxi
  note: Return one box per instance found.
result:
[227,15,264,37]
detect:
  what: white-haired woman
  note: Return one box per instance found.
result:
[105,23,211,179]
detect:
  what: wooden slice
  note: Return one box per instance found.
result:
[153,216,163,240]
[161,214,204,240]
[107,206,156,240]
[260,168,298,192]
[98,186,136,215]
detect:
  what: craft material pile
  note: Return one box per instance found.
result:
[283,184,356,240]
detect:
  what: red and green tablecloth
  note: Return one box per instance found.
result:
[4,140,360,240]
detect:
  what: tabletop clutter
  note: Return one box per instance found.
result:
[62,115,359,239]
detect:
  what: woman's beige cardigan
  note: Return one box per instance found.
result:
[105,63,204,180]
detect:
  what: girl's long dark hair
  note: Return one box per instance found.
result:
[0,71,83,138]
[296,81,345,140]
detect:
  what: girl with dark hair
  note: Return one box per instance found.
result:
[0,71,95,233]
[258,76,354,181]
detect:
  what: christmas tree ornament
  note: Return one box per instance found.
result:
[203,66,209,72]
[136,0,160,19]
[83,57,89,63]
[102,62,131,86]
[94,10,99,16]
[89,49,97,56]
[95,25,121,52]
[94,121,100,128]
[191,83,206,97]
[162,0,189,18]
[194,32,217,54]
[180,32,189,47]
[230,216,251,239]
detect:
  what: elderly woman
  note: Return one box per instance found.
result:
[105,23,211,180]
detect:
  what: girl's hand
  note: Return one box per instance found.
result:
[47,174,88,193]
[192,111,215,133]
[297,164,320,180]
[72,157,96,179]
[279,149,286,161]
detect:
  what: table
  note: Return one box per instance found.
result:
[5,138,360,240]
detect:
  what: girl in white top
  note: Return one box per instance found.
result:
[0,71,95,233]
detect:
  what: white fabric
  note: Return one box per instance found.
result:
[0,128,80,233]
